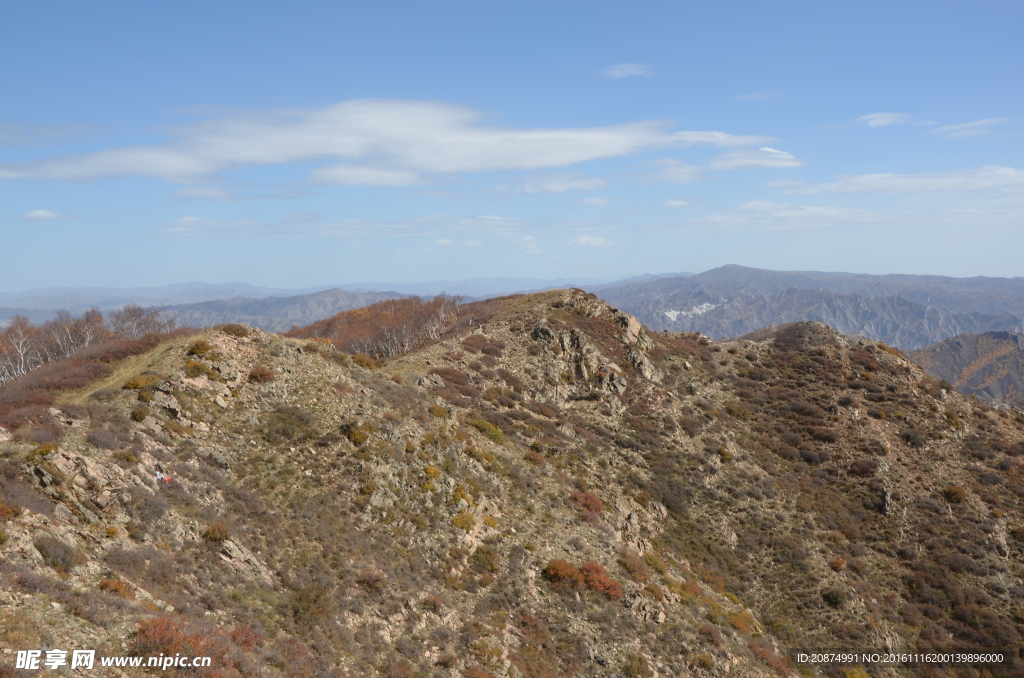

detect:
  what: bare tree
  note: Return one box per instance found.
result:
[108,304,176,339]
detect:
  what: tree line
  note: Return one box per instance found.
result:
[285,295,462,358]
[0,305,175,384]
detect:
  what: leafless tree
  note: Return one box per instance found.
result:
[108,304,176,339]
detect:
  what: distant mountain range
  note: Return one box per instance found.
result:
[163,288,402,332]
[592,265,1024,349]
[0,274,689,329]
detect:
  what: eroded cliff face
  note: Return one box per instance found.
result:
[911,331,1024,407]
[3,289,1024,678]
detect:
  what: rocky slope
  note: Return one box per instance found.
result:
[2,291,1024,678]
[593,265,1024,349]
[911,332,1024,407]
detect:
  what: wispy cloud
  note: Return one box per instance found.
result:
[0,122,99,146]
[665,199,689,207]
[692,201,873,232]
[781,165,1024,194]
[929,118,1009,138]
[436,238,484,247]
[0,100,777,185]
[735,92,783,101]
[572,235,615,248]
[21,209,68,221]
[708,147,803,170]
[521,172,606,193]
[602,63,651,78]
[648,159,704,184]
[174,186,238,202]
[855,113,911,128]
[580,197,611,207]
[673,131,776,147]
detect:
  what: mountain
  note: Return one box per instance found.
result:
[910,331,1024,407]
[592,265,1024,349]
[162,288,404,332]
[2,289,1023,677]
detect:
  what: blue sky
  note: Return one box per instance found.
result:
[2,0,1022,290]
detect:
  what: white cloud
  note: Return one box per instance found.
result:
[693,201,873,232]
[708,147,804,170]
[435,238,455,246]
[174,186,238,202]
[665,199,689,207]
[673,131,776,147]
[522,172,606,193]
[929,118,1009,138]
[462,239,483,247]
[603,63,651,78]
[0,100,771,186]
[0,122,99,146]
[21,209,67,221]
[310,165,423,186]
[649,159,704,184]
[785,165,1024,194]
[516,235,541,254]
[735,92,783,101]
[572,235,615,248]
[856,113,911,127]
[581,197,611,207]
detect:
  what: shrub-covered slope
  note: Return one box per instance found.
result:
[2,290,1024,678]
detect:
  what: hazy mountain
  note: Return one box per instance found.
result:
[910,331,1024,406]
[163,288,404,332]
[592,265,1024,349]
[1,290,1021,674]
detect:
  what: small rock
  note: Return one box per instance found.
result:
[215,395,229,409]
[0,426,10,442]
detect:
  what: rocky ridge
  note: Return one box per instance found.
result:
[1,290,1024,677]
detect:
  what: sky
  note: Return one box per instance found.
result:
[1,0,1022,291]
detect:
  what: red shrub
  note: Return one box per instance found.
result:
[542,559,582,591]
[570,491,603,514]
[580,562,624,600]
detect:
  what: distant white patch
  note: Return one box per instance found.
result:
[929,118,1009,139]
[522,172,606,193]
[649,159,704,184]
[435,238,455,246]
[462,239,483,247]
[663,303,719,321]
[174,186,237,202]
[572,235,614,248]
[856,113,910,127]
[709,147,803,170]
[581,197,611,207]
[603,63,651,78]
[665,199,689,207]
[21,209,66,221]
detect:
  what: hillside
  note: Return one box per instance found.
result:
[2,290,1024,677]
[162,288,403,332]
[911,332,1024,407]
[592,265,1024,349]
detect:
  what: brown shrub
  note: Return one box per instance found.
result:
[248,365,275,384]
[220,324,250,337]
[580,561,624,600]
[98,578,135,599]
[570,491,603,514]
[203,523,230,542]
[620,551,652,582]
[542,559,582,591]
[0,499,20,522]
[352,353,378,369]
[34,535,86,573]
[942,486,968,503]
[423,594,445,613]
